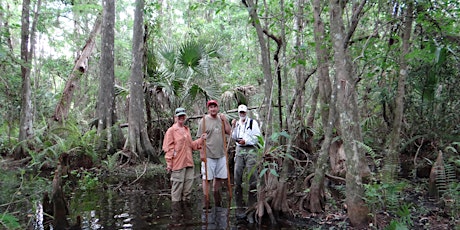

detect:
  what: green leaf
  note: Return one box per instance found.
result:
[0,213,21,229]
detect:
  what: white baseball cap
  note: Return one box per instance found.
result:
[238,104,248,113]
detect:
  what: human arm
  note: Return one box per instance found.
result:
[197,117,206,161]
[220,113,231,135]
[162,128,175,173]
[191,133,207,150]
[231,119,238,140]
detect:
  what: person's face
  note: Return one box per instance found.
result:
[176,115,186,124]
[239,111,247,120]
[207,104,218,116]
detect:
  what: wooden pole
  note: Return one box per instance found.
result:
[202,115,209,211]
[222,118,232,204]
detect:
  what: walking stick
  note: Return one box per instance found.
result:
[221,117,232,203]
[202,115,209,212]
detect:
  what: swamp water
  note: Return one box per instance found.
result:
[32,172,300,230]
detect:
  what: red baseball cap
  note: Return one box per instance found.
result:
[207,100,218,107]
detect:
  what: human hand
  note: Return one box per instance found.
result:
[219,113,227,122]
[231,119,236,126]
[166,167,172,173]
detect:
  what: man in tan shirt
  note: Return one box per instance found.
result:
[197,100,231,208]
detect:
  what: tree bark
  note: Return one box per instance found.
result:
[242,0,276,223]
[96,0,123,156]
[127,0,159,163]
[243,0,274,147]
[329,0,370,227]
[15,0,38,159]
[288,0,315,155]
[53,15,102,122]
[309,0,334,212]
[384,1,413,182]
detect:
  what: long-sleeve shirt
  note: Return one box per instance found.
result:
[231,118,261,147]
[163,123,203,171]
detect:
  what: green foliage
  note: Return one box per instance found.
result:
[152,38,222,111]
[0,165,50,230]
[439,146,460,219]
[364,180,408,218]
[21,121,98,170]
[257,131,302,179]
[385,220,409,230]
[75,171,99,191]
[0,213,20,230]
[102,151,121,172]
[396,203,413,227]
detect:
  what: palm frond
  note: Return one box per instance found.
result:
[114,84,129,97]
[178,40,203,69]
[159,44,177,71]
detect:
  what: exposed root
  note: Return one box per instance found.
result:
[264,199,277,224]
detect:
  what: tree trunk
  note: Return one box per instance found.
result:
[309,0,335,213]
[242,0,276,223]
[53,15,102,122]
[127,0,159,163]
[288,0,315,155]
[310,73,338,213]
[15,0,35,159]
[243,0,274,147]
[329,0,370,227]
[384,1,414,182]
[97,0,122,156]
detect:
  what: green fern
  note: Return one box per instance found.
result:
[103,151,121,171]
[0,213,21,230]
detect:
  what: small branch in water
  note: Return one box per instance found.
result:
[129,162,148,185]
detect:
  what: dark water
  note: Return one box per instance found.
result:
[33,174,299,230]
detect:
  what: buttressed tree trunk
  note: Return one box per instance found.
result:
[329,0,370,227]
[127,0,159,163]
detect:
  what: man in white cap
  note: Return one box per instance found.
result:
[231,104,261,217]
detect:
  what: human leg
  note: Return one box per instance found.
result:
[233,151,245,208]
[182,167,194,202]
[246,150,258,206]
[171,168,186,202]
[201,160,215,208]
[213,157,228,207]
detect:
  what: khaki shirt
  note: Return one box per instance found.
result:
[163,123,203,171]
[197,115,225,159]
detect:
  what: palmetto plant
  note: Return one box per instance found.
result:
[151,39,222,111]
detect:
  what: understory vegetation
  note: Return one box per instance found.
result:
[1,0,460,229]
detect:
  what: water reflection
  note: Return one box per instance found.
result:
[33,183,298,229]
[201,206,229,230]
